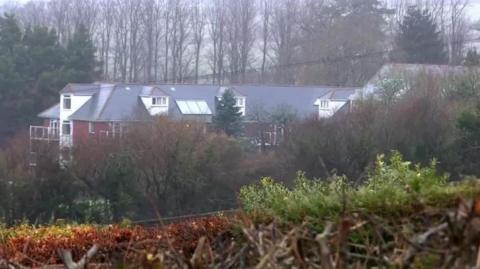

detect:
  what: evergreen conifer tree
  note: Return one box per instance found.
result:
[213,89,243,137]
[393,7,447,64]
[65,24,99,82]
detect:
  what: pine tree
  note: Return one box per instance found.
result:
[393,7,447,64]
[0,14,21,54]
[213,89,243,137]
[64,24,99,83]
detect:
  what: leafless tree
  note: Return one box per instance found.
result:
[270,0,300,84]
[225,0,256,83]
[207,0,227,84]
[191,0,206,83]
[7,0,472,84]
[259,0,271,82]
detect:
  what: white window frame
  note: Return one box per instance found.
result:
[63,95,72,110]
[88,122,95,134]
[62,120,72,135]
[319,100,329,109]
[152,96,168,106]
[49,119,59,129]
[235,97,245,107]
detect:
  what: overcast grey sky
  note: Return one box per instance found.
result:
[0,0,479,21]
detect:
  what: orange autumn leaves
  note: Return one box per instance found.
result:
[0,216,230,267]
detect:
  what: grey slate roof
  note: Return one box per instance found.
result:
[38,103,60,119]
[68,84,151,121]
[60,83,101,96]
[159,84,356,118]
[43,83,358,121]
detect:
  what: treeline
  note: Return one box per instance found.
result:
[2,0,473,85]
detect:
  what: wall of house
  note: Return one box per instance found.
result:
[72,121,110,146]
[59,94,93,148]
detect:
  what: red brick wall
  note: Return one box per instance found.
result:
[72,121,110,146]
[43,119,50,127]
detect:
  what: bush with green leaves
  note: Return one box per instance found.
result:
[240,151,480,221]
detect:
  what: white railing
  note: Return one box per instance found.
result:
[29,126,59,141]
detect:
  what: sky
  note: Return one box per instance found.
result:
[467,0,480,22]
[0,0,479,21]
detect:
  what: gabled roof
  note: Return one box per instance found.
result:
[60,83,101,96]
[318,88,357,101]
[68,84,151,121]
[38,103,60,119]
[139,86,170,97]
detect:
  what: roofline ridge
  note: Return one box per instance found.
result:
[384,62,469,68]
[81,81,362,89]
[95,85,116,121]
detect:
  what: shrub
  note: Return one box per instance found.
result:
[240,152,480,221]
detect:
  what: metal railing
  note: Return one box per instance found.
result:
[29,126,59,141]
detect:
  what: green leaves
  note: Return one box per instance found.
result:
[240,151,466,222]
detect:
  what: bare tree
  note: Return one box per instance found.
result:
[98,0,115,80]
[259,0,271,82]
[270,0,300,84]
[225,0,256,83]
[207,0,227,84]
[448,0,469,64]
[191,0,206,83]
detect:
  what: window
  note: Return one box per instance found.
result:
[319,100,329,109]
[88,122,95,134]
[235,97,245,107]
[63,95,71,110]
[110,122,122,136]
[49,120,59,129]
[62,120,71,135]
[152,96,168,106]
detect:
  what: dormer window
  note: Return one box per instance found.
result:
[319,100,329,109]
[152,96,168,106]
[63,95,71,110]
[235,97,245,107]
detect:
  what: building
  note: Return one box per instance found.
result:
[360,62,478,97]
[30,83,358,158]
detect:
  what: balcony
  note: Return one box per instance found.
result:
[29,126,59,141]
